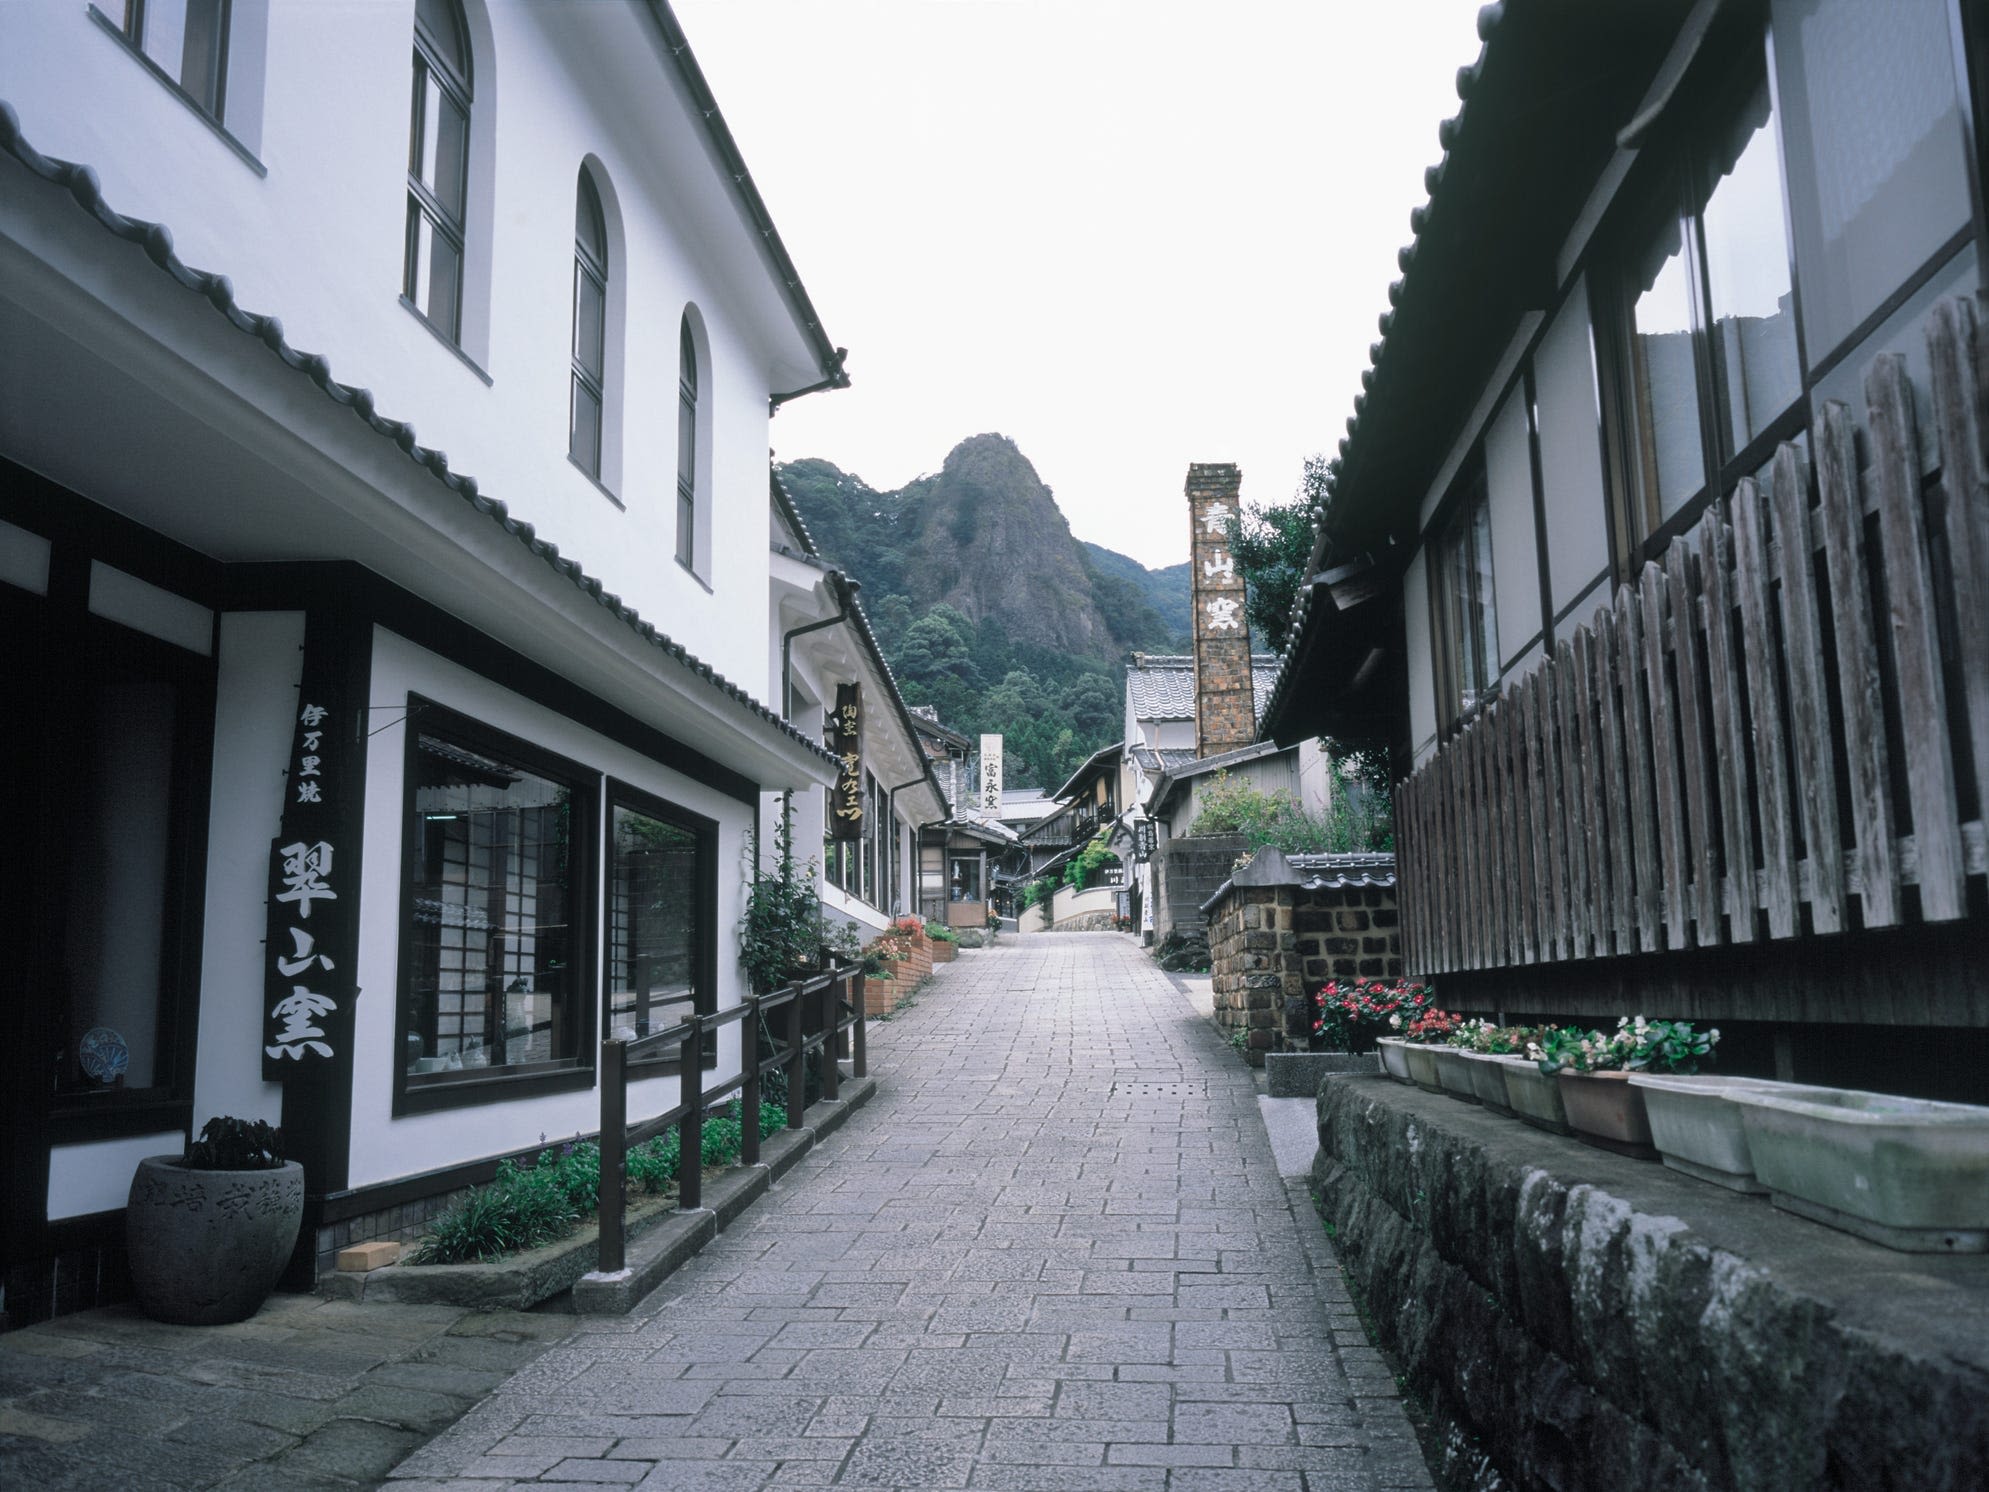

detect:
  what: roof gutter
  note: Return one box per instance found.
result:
[781,585,852,719]
[645,1,850,400]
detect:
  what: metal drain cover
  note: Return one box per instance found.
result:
[1111,1081,1208,1098]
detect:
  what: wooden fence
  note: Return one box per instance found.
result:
[1398,297,1989,976]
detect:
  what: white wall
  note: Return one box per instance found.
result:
[346,625,756,1189]
[0,0,824,696]
[192,610,304,1132]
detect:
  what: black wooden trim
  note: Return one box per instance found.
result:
[390,695,600,1119]
[85,5,266,177]
[43,1101,192,1145]
[223,562,764,805]
[0,458,225,608]
[398,295,494,386]
[1522,364,1556,651]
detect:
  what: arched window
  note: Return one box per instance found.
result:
[570,170,609,478]
[676,314,698,566]
[404,0,472,343]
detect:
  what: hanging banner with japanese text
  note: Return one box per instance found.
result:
[978,734,1003,816]
[830,683,863,842]
[261,618,362,1079]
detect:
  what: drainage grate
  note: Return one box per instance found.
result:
[1110,1081,1208,1098]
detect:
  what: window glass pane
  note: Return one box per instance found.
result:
[949,857,981,902]
[1701,81,1801,454]
[135,0,227,115]
[678,389,696,491]
[680,319,698,396]
[677,487,695,567]
[62,674,177,1093]
[1773,0,1970,363]
[608,806,698,1040]
[570,377,601,473]
[416,0,469,85]
[407,205,462,338]
[407,735,575,1075]
[1627,219,1707,518]
[574,267,605,380]
[415,76,469,220]
[1466,495,1498,700]
[575,174,607,263]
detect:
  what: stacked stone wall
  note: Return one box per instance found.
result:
[1206,880,1402,1067]
[1151,834,1251,947]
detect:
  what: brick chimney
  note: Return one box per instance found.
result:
[1186,463,1255,757]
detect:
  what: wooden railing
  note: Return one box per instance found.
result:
[595,964,865,1273]
[1398,298,1989,976]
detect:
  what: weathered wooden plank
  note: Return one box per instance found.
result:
[1426,757,1445,974]
[1506,682,1537,965]
[1491,703,1517,967]
[1594,604,1637,951]
[1440,737,1460,973]
[1769,442,1845,934]
[1395,771,1415,971]
[1695,508,1757,941]
[1813,400,1900,928]
[1868,353,1967,920]
[1616,584,1662,950]
[1731,476,1798,938]
[1640,563,1690,948]
[1552,649,1592,958]
[1926,300,1989,864]
[1571,627,1612,957]
[1519,672,1550,962]
[1480,705,1505,968]
[1457,726,1479,971]
[1665,542,1722,943]
[1534,666,1570,963]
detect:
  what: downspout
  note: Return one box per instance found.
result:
[780,576,856,719]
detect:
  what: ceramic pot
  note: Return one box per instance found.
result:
[1732,1086,1989,1252]
[1499,1058,1572,1135]
[1376,1038,1413,1084]
[1430,1047,1479,1103]
[1557,1070,1657,1158]
[127,1157,305,1325]
[1630,1075,1822,1193]
[1402,1044,1442,1094]
[1462,1052,1516,1115]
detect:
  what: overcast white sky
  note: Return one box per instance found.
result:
[678,0,1488,570]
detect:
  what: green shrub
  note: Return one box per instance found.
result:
[1062,833,1120,889]
[1188,758,1392,856]
[923,920,959,943]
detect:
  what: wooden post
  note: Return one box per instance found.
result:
[742,996,762,1167]
[677,1016,702,1212]
[821,976,842,1102]
[852,971,868,1080]
[598,1039,627,1274]
[785,984,806,1129]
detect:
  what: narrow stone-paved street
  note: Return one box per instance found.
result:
[391,933,1431,1491]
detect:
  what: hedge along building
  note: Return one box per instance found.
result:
[1259,0,1989,1097]
[0,0,851,1325]
[768,476,949,937]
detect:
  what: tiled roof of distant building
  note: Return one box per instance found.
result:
[1126,652,1282,725]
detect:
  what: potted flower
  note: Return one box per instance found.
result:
[127,1117,305,1325]
[1395,1007,1460,1094]
[1315,979,1433,1062]
[1502,1028,1577,1135]
[1536,1017,1720,1159]
[924,920,960,963]
[1431,1020,1489,1103]
[1459,1024,1534,1115]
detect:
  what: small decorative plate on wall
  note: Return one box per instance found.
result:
[79,1026,129,1083]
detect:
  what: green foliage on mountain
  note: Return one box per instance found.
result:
[778,436,1191,792]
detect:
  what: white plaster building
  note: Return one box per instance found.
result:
[0,0,850,1322]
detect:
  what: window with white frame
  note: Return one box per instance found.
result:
[570,169,609,480]
[404,0,472,344]
[1429,468,1499,732]
[115,0,231,118]
[677,314,698,568]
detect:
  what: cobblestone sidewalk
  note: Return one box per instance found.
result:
[392,932,1433,1492]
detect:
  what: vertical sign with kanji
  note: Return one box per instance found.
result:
[830,683,863,842]
[978,734,1003,816]
[261,620,361,1080]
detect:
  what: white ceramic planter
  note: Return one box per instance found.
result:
[1376,1038,1413,1085]
[1499,1057,1572,1135]
[1732,1087,1989,1252]
[1431,1047,1479,1103]
[1630,1076,1824,1193]
[1402,1044,1442,1094]
[1462,1052,1515,1114]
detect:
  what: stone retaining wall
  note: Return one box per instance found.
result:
[1312,1074,1989,1491]
[1206,875,1402,1065]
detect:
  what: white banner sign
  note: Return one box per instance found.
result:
[978,734,1003,815]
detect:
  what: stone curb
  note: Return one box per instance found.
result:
[1265,1050,1380,1097]
[324,1077,876,1316]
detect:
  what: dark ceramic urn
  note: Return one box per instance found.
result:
[126,1156,305,1325]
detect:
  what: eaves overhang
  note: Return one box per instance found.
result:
[0,103,836,787]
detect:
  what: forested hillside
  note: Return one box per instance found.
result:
[778,435,1191,791]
